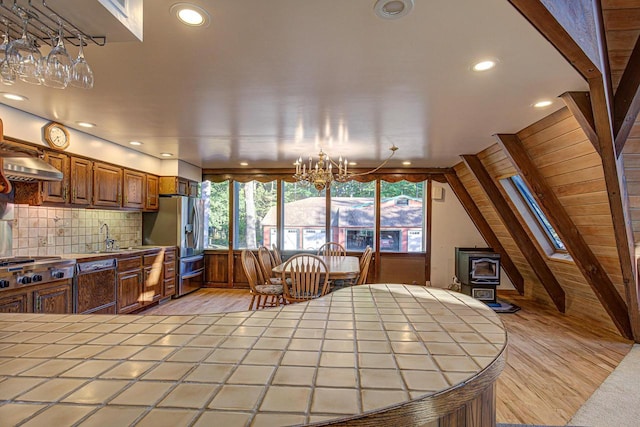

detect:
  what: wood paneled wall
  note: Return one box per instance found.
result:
[456,107,622,334]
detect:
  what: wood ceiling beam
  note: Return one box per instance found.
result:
[496,134,633,338]
[559,92,600,155]
[445,172,524,294]
[461,155,565,312]
[614,34,640,156]
[507,0,600,80]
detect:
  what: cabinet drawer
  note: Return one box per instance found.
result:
[118,256,142,272]
[143,251,163,267]
[164,250,176,262]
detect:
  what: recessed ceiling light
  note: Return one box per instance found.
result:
[533,100,553,108]
[1,92,27,101]
[348,161,357,166]
[76,121,95,128]
[472,60,497,72]
[171,3,210,27]
[240,162,249,166]
[402,161,412,166]
[129,141,143,146]
[160,152,173,157]
[374,0,414,20]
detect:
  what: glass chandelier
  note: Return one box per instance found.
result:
[293,145,398,191]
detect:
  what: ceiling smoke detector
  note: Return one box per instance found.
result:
[374,0,414,20]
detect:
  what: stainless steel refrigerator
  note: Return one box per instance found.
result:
[142,196,205,297]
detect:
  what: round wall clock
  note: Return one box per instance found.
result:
[43,122,70,150]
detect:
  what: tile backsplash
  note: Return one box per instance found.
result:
[10,204,142,256]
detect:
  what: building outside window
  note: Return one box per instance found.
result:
[379,180,425,253]
[331,181,375,252]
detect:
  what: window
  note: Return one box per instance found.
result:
[331,181,375,252]
[234,180,277,249]
[202,181,229,249]
[502,175,566,252]
[379,180,425,253]
[282,182,326,251]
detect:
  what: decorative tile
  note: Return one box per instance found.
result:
[361,389,409,412]
[100,361,156,379]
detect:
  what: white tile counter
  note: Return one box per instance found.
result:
[0,284,507,426]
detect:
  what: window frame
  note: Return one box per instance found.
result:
[501,175,568,255]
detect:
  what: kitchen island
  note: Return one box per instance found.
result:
[0,284,506,426]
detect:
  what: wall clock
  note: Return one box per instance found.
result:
[43,122,70,151]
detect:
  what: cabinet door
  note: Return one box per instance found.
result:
[117,270,142,313]
[33,283,72,314]
[42,152,70,204]
[0,292,28,313]
[163,249,176,298]
[188,181,199,198]
[123,169,145,209]
[71,157,92,205]
[145,174,159,211]
[93,162,123,207]
[143,266,162,304]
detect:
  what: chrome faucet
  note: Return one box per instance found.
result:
[100,223,116,252]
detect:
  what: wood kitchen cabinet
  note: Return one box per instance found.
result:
[117,255,143,314]
[34,282,72,314]
[163,248,177,298]
[123,169,145,209]
[145,174,159,211]
[93,162,123,207]
[0,293,28,313]
[159,176,199,197]
[14,153,92,206]
[143,252,163,304]
[0,281,72,314]
[42,151,70,204]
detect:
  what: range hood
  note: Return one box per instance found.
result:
[2,157,63,182]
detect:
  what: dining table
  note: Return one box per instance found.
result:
[272,255,361,281]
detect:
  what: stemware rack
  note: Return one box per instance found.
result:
[0,0,105,47]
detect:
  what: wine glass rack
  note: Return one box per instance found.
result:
[0,0,106,47]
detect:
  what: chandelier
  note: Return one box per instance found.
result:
[293,145,398,191]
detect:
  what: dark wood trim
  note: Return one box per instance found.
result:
[227,180,235,288]
[506,0,600,80]
[445,172,524,294]
[559,91,600,154]
[276,180,283,251]
[374,179,381,282]
[496,134,632,338]
[589,2,640,341]
[426,179,432,283]
[614,33,640,156]
[461,155,565,312]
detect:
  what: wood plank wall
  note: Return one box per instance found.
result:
[456,107,622,334]
[608,0,640,242]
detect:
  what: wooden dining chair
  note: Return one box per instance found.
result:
[241,249,283,310]
[257,245,282,285]
[317,241,346,257]
[356,246,373,285]
[271,243,283,265]
[280,254,329,303]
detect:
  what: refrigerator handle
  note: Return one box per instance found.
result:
[193,203,199,249]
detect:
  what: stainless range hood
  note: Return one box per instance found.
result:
[2,157,63,182]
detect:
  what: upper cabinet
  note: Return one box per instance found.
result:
[159,176,200,197]
[41,152,70,204]
[70,157,93,205]
[123,169,145,209]
[93,162,123,208]
[145,174,159,211]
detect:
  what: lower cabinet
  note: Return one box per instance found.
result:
[117,255,143,314]
[163,248,177,298]
[0,293,28,313]
[0,281,72,314]
[143,252,163,305]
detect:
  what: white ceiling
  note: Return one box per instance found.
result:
[1,0,588,169]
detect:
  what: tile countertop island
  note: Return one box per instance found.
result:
[0,284,507,427]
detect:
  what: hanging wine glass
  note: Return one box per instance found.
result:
[43,23,71,89]
[6,17,42,85]
[70,35,93,89]
[0,21,15,86]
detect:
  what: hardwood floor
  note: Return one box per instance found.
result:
[140,287,633,426]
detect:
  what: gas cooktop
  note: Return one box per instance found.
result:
[0,256,76,290]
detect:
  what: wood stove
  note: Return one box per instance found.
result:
[455,247,500,303]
